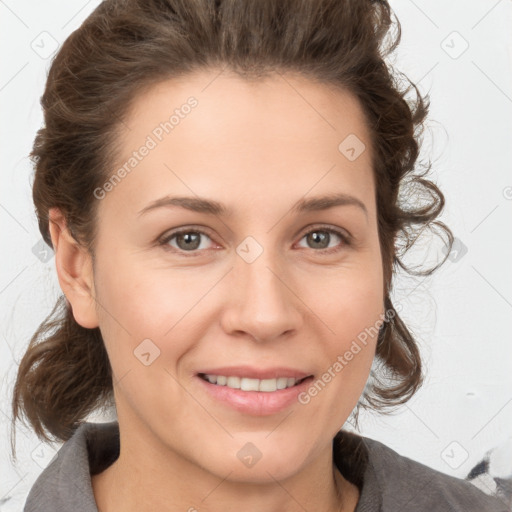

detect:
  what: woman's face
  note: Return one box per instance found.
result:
[87,69,384,481]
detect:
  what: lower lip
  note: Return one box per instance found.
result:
[196,375,314,416]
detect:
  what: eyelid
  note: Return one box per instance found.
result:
[296,223,352,242]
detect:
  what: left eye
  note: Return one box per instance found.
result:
[296,228,349,253]
[159,227,349,255]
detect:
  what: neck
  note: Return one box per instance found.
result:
[91,424,359,512]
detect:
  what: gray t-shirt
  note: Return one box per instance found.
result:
[23,421,507,511]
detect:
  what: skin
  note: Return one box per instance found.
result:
[49,68,385,512]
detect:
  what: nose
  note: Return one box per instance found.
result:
[219,250,303,343]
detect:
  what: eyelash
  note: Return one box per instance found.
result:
[157,225,351,257]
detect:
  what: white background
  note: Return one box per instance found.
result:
[1,0,511,510]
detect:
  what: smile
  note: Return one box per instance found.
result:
[198,373,309,392]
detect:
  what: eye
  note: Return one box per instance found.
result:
[296,226,351,254]
[158,225,351,256]
[159,228,217,254]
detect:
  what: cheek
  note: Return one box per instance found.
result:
[297,281,381,423]
[94,251,214,336]
[306,261,383,339]
[307,265,383,384]
[92,253,223,391]
[91,255,196,417]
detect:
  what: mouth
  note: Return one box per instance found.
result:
[194,364,315,415]
[197,373,312,392]
[195,371,315,415]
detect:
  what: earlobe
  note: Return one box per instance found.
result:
[48,207,99,329]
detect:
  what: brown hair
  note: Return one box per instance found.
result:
[11,0,453,459]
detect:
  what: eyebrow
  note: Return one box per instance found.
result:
[137,192,368,219]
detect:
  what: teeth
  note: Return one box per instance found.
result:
[258,379,276,392]
[277,377,288,389]
[227,376,240,388]
[202,374,302,392]
[241,378,260,391]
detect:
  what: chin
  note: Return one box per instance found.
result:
[201,436,308,483]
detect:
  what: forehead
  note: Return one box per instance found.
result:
[102,68,375,219]
[122,68,372,153]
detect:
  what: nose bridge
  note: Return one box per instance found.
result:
[221,241,302,341]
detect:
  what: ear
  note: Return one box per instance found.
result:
[48,207,99,329]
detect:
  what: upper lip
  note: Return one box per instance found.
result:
[197,366,313,380]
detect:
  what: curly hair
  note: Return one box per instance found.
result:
[11,0,453,458]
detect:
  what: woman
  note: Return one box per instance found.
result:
[11,0,508,511]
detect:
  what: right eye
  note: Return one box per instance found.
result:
[159,228,218,255]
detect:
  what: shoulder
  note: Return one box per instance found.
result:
[24,421,119,512]
[360,434,508,511]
